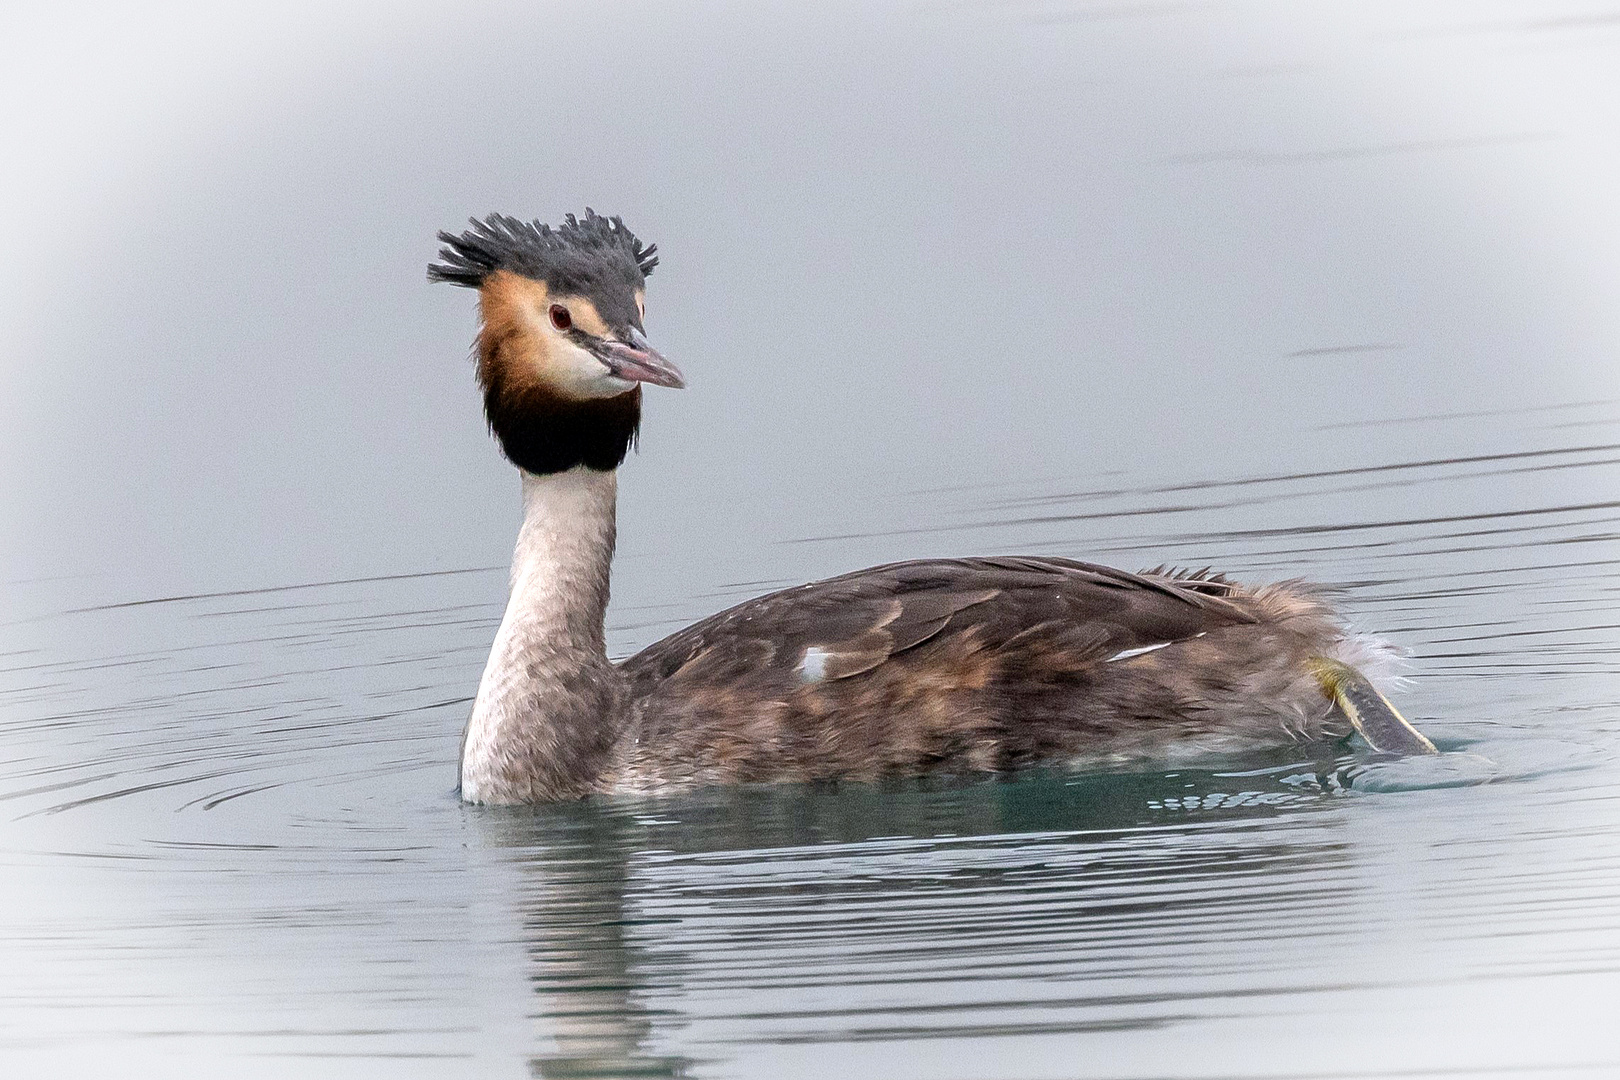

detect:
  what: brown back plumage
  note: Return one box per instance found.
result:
[611,557,1345,791]
[628,557,1252,682]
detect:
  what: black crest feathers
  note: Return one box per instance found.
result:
[428,209,658,291]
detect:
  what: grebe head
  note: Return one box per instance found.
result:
[429,210,683,475]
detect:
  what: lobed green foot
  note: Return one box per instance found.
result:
[1308,657,1438,755]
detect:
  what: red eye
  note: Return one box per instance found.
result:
[549,304,572,331]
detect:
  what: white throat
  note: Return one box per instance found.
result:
[461,467,621,803]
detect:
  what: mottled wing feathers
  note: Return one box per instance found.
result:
[621,557,1255,696]
[608,557,1341,788]
[787,587,1002,682]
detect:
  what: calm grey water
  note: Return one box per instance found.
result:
[4,1,1620,1076]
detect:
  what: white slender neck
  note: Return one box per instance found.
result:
[461,466,626,803]
[507,466,619,655]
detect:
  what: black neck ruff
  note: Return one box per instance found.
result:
[484,382,641,475]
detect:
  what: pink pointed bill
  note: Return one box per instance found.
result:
[596,331,685,389]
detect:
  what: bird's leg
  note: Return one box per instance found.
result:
[1308,657,1438,755]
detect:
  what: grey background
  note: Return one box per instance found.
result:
[5,0,1617,611]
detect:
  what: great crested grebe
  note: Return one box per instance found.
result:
[430,210,1436,805]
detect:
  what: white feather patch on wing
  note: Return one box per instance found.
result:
[1104,641,1173,663]
[797,646,832,683]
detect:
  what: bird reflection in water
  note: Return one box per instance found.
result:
[478,756,1355,1076]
